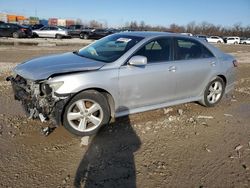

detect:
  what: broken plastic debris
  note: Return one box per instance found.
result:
[41,127,55,136]
[235,144,243,151]
[39,113,46,122]
[80,136,90,147]
[224,114,233,117]
[197,115,214,119]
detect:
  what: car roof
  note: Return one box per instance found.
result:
[117,31,195,39]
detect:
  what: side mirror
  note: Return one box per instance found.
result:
[128,55,147,66]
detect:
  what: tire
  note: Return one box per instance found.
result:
[200,77,225,107]
[217,41,221,44]
[234,42,238,44]
[55,34,62,39]
[32,33,39,38]
[13,32,19,38]
[80,33,88,39]
[62,90,110,136]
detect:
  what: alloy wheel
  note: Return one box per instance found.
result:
[207,81,223,104]
[67,99,103,132]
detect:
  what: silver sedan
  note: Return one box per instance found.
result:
[8,32,237,136]
[32,26,69,39]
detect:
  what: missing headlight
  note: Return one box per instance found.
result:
[41,83,52,95]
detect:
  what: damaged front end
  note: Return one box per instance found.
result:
[6,75,70,125]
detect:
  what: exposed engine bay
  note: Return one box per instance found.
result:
[6,75,69,125]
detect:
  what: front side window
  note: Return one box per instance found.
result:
[175,38,214,60]
[77,34,143,63]
[0,24,8,29]
[41,27,49,30]
[133,38,171,63]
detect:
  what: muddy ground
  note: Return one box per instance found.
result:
[0,44,250,188]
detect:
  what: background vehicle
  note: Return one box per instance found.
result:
[68,26,113,39]
[206,36,224,43]
[194,34,208,42]
[240,38,250,44]
[0,22,32,38]
[85,28,113,39]
[32,26,69,39]
[67,25,93,39]
[180,33,193,36]
[8,32,237,136]
[31,24,44,30]
[224,37,240,44]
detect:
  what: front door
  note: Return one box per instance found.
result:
[118,37,177,110]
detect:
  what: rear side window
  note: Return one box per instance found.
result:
[134,38,171,63]
[174,38,214,60]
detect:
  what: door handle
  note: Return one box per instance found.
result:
[168,66,176,72]
[210,61,216,67]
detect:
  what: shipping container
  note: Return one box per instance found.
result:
[66,20,75,27]
[16,15,26,21]
[57,19,66,26]
[39,19,48,26]
[0,13,7,23]
[29,16,39,21]
[7,14,17,22]
[48,18,58,26]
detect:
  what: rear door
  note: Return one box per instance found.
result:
[172,37,216,99]
[119,37,177,110]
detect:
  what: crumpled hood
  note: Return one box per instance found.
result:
[14,52,105,81]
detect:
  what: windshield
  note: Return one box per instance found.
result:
[77,34,144,63]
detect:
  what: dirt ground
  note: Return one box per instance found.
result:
[0,44,250,188]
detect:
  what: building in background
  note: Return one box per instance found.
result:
[0,12,76,27]
[0,13,7,23]
[29,17,39,25]
[48,18,58,26]
[66,20,75,27]
[57,19,66,26]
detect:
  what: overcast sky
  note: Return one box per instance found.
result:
[1,0,249,27]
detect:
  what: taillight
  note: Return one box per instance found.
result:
[233,60,238,67]
[21,28,27,32]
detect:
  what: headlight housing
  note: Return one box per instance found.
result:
[48,81,64,91]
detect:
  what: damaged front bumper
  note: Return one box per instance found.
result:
[6,75,71,125]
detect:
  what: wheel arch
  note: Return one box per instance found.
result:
[59,87,116,125]
[217,74,227,85]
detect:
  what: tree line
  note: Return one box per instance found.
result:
[76,19,250,38]
[123,21,250,37]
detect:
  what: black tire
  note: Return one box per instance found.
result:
[55,34,62,39]
[32,33,39,38]
[217,41,221,44]
[13,32,19,38]
[200,77,225,107]
[63,90,110,136]
[80,33,88,39]
[234,42,238,44]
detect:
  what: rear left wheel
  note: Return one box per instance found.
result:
[63,90,110,136]
[200,77,225,107]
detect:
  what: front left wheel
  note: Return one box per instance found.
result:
[63,90,110,136]
[13,32,20,38]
